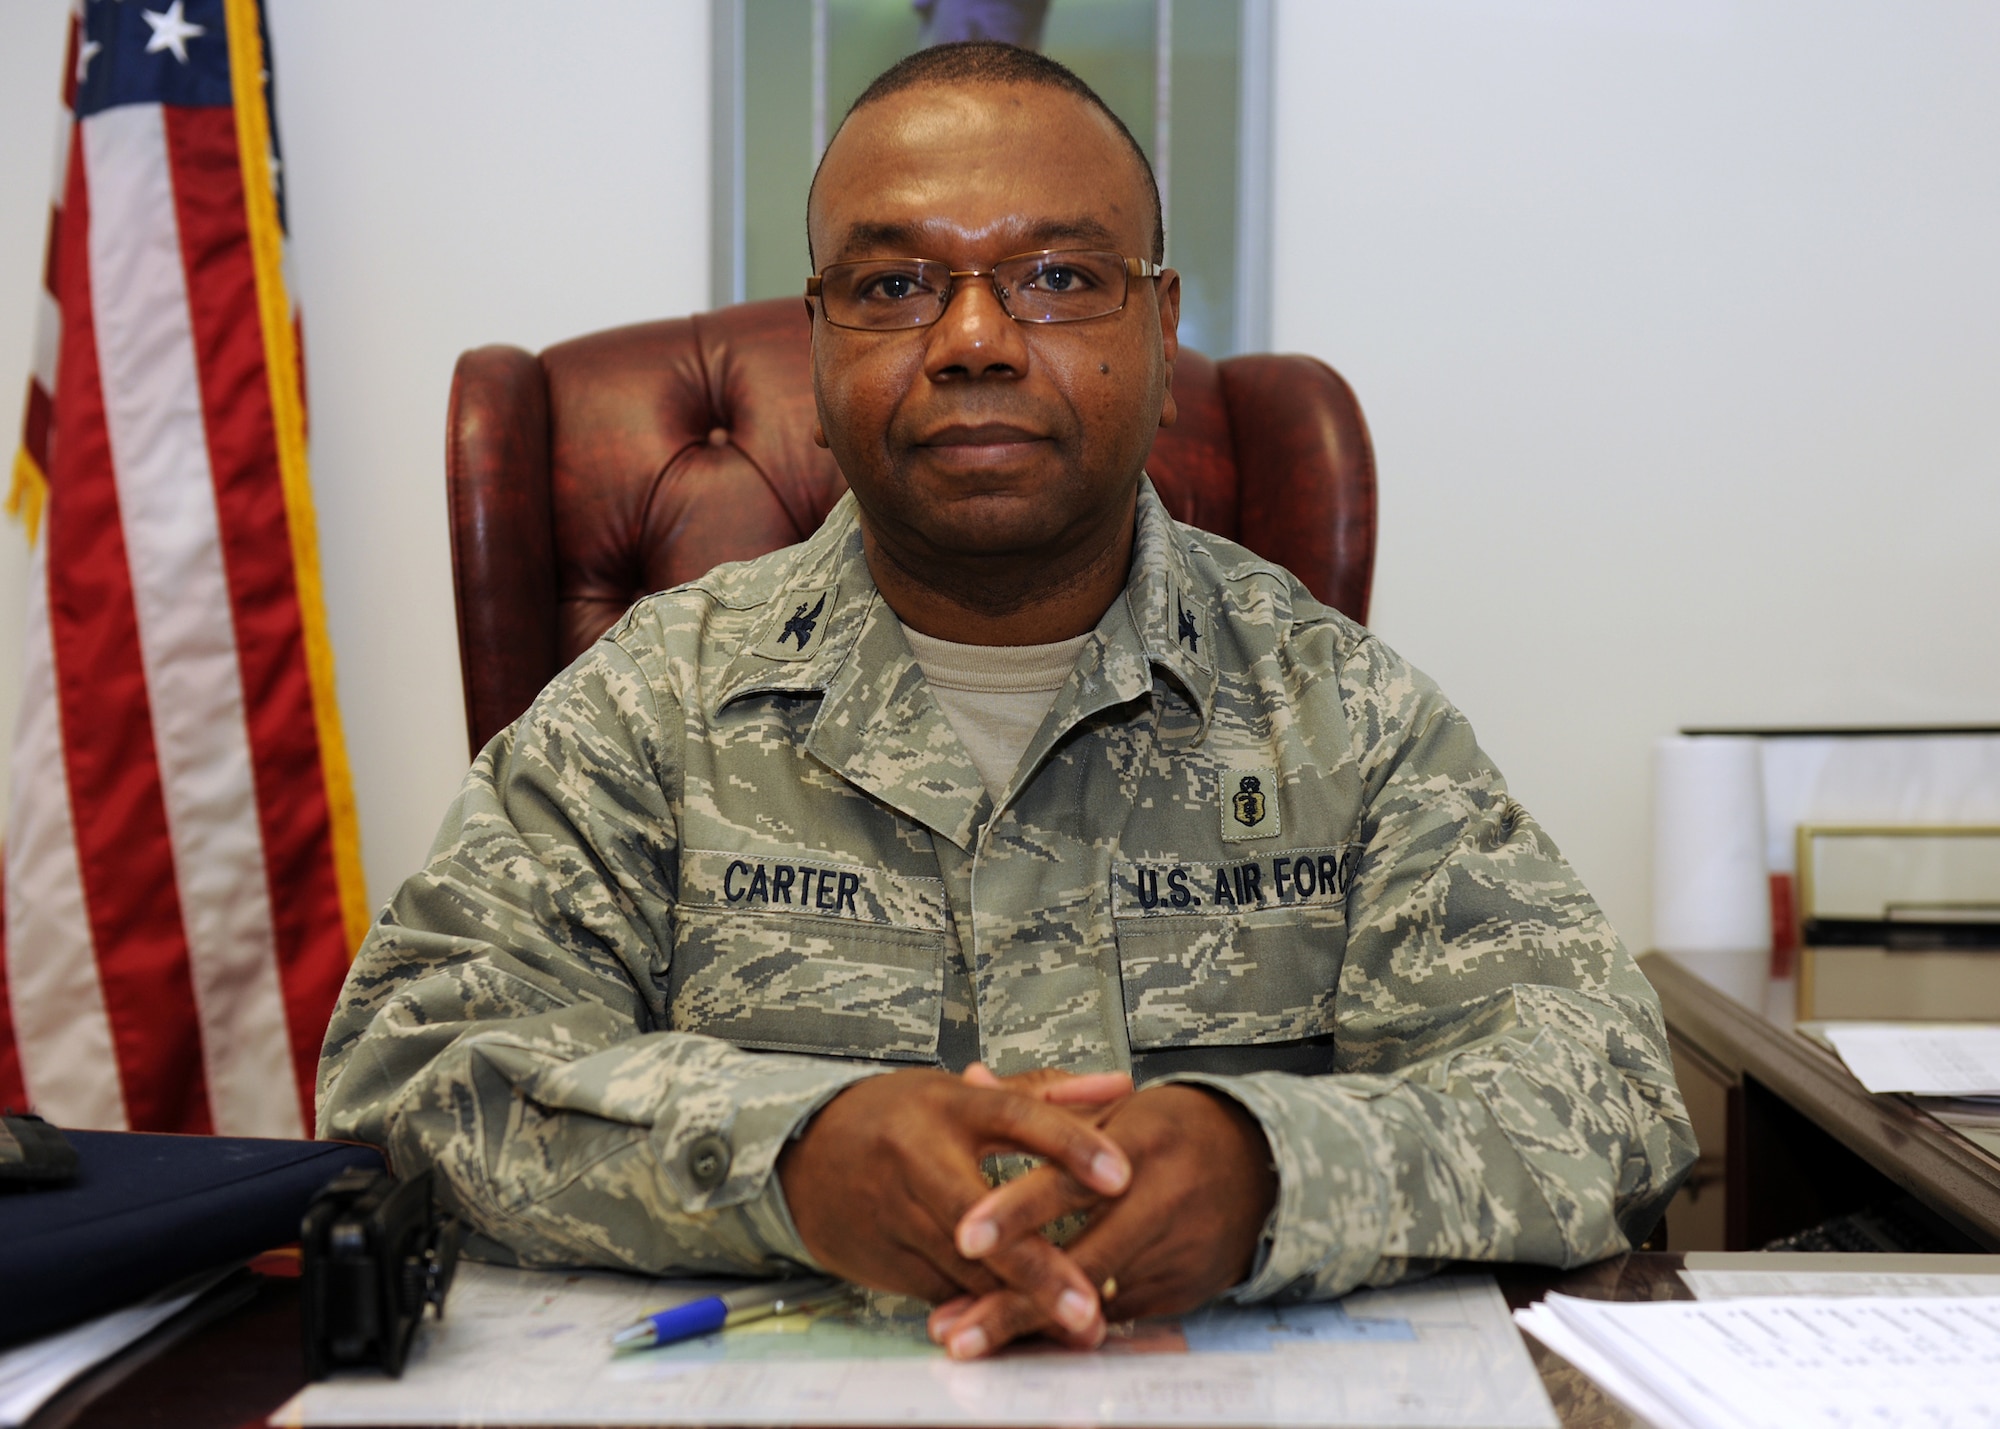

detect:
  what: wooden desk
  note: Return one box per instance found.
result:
[32,966,2000,1427]
[1643,951,2000,1252]
[32,1254,1692,1429]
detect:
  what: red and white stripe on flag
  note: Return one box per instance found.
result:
[1,0,368,1136]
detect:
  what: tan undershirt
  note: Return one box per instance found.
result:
[901,625,1093,805]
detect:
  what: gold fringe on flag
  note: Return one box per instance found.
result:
[7,448,48,547]
[224,0,371,951]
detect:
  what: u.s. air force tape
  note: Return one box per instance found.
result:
[1113,845,1360,918]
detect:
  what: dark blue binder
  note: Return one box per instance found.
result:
[0,1129,384,1346]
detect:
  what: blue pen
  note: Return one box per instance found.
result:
[610,1277,852,1352]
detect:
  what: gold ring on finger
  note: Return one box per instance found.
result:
[1099,1276,1119,1303]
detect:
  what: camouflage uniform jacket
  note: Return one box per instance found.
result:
[319,480,1695,1299]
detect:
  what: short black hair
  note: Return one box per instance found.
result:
[808,41,1165,266]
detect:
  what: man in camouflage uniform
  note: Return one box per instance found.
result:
[319,44,1695,1361]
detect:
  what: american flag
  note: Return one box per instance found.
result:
[0,0,367,1136]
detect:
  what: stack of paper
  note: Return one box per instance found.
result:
[1517,1293,2000,1429]
[1678,1263,2000,1300]
[1822,1023,2000,1096]
[1822,1023,2000,1155]
[0,1271,228,1427]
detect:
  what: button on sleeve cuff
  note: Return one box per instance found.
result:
[724,1070,891,1272]
[648,1049,891,1214]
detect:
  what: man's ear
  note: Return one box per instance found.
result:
[1156,268,1182,429]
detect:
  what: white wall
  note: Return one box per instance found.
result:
[2,0,1995,952]
[1272,0,2000,946]
[265,0,711,904]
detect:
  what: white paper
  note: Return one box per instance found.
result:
[273,1263,1555,1428]
[1824,1022,2000,1094]
[1652,736,1770,1003]
[1533,1293,2000,1429]
[1513,1303,1702,1429]
[1680,1268,2000,1300]
[0,1271,227,1426]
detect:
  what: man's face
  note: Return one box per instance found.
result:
[807,82,1179,573]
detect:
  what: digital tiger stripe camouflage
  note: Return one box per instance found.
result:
[318,480,1695,1298]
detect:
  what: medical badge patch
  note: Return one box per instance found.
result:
[1220,766,1281,841]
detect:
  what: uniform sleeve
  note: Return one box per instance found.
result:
[317,637,883,1275]
[1170,632,1697,1302]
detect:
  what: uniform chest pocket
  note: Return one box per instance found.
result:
[670,850,948,1063]
[1112,848,1355,1055]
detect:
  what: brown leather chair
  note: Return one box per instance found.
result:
[446,297,1377,756]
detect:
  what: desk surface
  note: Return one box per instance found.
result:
[1643,951,2000,1250]
[32,1255,1700,1429]
[40,1249,2000,1429]
[34,967,2000,1428]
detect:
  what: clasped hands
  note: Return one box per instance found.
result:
[776,1064,1276,1360]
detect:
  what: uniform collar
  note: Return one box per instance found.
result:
[712,497,988,848]
[1119,477,1218,737]
[710,495,876,711]
[709,479,1219,849]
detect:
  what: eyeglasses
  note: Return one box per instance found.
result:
[807,249,1163,331]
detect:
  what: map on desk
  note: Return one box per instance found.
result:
[273,1263,1556,1427]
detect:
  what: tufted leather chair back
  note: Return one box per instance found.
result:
[447,297,1376,756]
